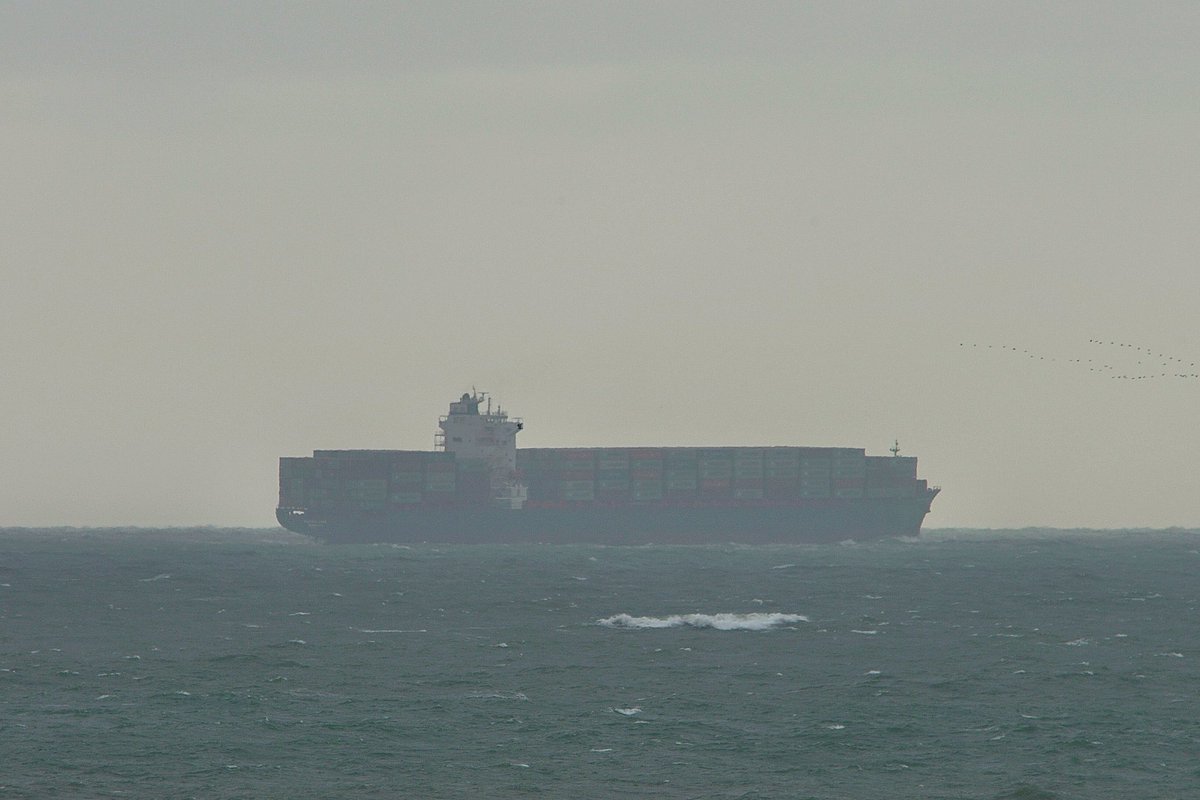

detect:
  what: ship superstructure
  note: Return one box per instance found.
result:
[437,392,527,509]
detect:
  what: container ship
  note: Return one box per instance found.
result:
[276,391,939,544]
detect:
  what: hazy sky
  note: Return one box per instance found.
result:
[4,2,1200,528]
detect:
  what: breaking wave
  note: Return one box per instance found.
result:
[597,612,807,630]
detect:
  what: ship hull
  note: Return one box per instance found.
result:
[276,495,937,545]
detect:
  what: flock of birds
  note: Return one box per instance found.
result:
[959,339,1200,380]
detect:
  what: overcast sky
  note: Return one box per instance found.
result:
[4,2,1200,528]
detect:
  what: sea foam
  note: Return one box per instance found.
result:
[597,612,807,630]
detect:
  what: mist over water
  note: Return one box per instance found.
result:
[2,528,1198,799]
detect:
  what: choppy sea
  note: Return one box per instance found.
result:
[1,528,1197,799]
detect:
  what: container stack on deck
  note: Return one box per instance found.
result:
[282,447,928,514]
[279,450,495,514]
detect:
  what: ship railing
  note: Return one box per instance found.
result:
[480,414,523,425]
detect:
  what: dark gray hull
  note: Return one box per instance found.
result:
[277,493,938,544]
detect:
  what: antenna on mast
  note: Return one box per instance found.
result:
[890,440,901,457]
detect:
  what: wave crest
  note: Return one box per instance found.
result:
[597,612,807,631]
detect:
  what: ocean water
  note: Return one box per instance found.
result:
[1,528,1197,799]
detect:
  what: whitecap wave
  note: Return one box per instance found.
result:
[467,691,529,701]
[597,612,807,630]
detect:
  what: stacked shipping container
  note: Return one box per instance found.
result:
[764,449,800,499]
[279,450,491,513]
[865,455,918,498]
[279,447,924,514]
[513,447,920,506]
